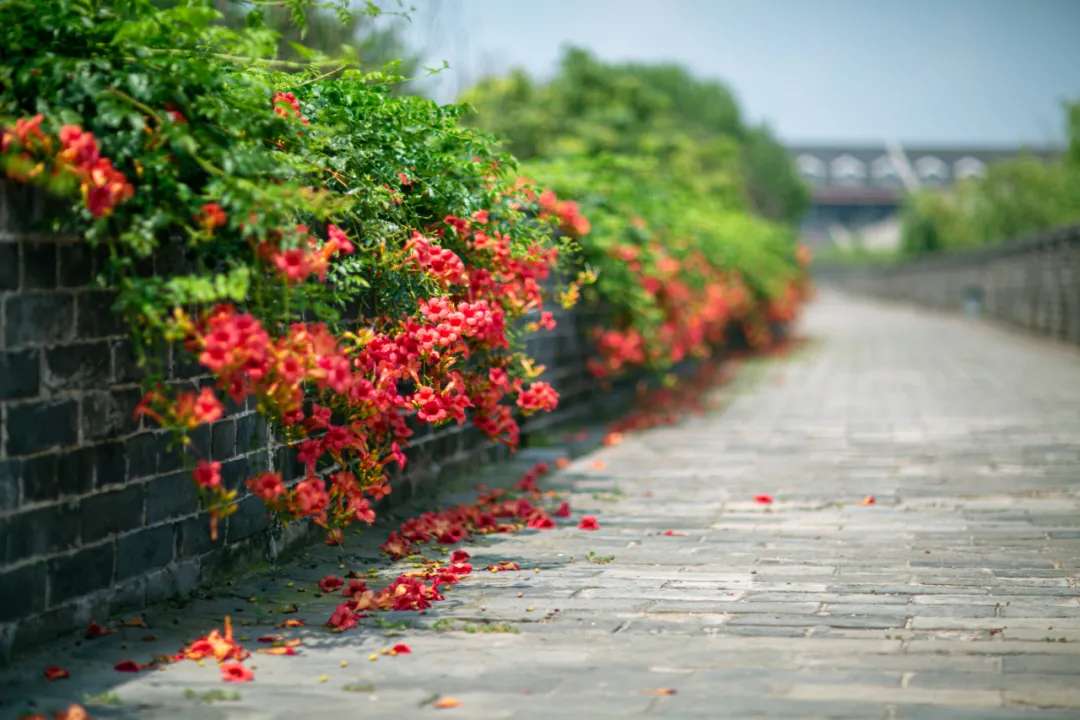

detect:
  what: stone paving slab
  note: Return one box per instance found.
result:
[3,290,1080,718]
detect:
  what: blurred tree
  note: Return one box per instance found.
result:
[151,0,421,76]
[742,124,810,224]
[460,47,807,227]
[900,150,1080,257]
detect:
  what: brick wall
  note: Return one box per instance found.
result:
[0,180,620,662]
[816,225,1080,346]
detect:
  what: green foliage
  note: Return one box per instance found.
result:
[0,0,550,339]
[460,47,808,225]
[459,49,808,373]
[900,153,1080,257]
[0,0,571,533]
[742,124,810,224]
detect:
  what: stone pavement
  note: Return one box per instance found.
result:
[3,289,1080,719]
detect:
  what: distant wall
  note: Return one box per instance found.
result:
[816,225,1080,346]
[0,180,612,662]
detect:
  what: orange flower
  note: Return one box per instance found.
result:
[179,616,248,663]
[196,202,227,232]
[192,386,223,424]
[55,705,91,720]
[221,661,254,683]
[859,495,876,506]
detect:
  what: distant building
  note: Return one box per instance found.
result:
[787,144,1060,249]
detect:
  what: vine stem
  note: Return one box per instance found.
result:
[139,48,348,70]
[103,88,162,125]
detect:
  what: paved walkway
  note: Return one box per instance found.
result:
[4,290,1080,719]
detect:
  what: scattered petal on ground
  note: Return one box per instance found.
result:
[44,666,69,682]
[221,661,254,683]
[754,494,774,504]
[578,516,600,531]
[85,622,115,638]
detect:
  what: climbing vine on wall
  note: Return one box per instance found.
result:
[0,0,582,541]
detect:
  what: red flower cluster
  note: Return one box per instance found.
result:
[588,239,776,378]
[272,91,309,126]
[255,223,354,284]
[539,189,591,237]
[133,180,567,541]
[1,116,134,218]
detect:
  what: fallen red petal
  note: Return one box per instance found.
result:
[86,621,115,638]
[318,575,345,593]
[391,643,411,654]
[860,495,876,505]
[578,515,600,531]
[220,660,254,683]
[113,660,141,673]
[44,666,70,682]
[754,494,774,505]
[256,646,297,656]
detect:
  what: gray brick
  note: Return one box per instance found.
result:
[80,388,141,441]
[81,484,143,542]
[0,242,18,291]
[44,340,111,391]
[21,243,56,290]
[115,524,174,581]
[4,399,78,455]
[3,292,75,348]
[57,242,93,288]
[47,542,114,605]
[75,290,124,339]
[145,472,198,523]
[0,561,47,622]
[0,349,40,400]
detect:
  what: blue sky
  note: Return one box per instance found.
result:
[401,0,1080,147]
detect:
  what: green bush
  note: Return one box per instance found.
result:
[0,0,573,538]
[461,48,810,374]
